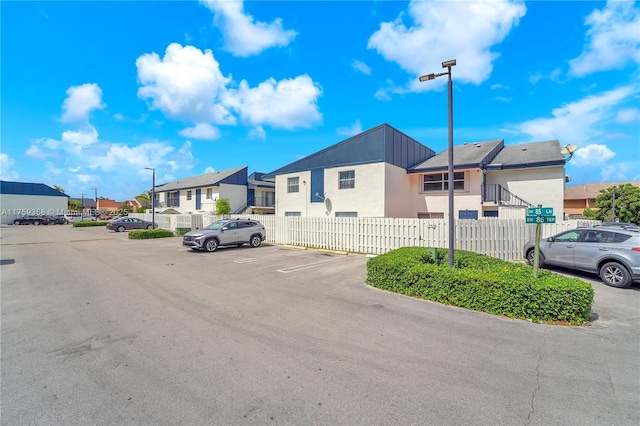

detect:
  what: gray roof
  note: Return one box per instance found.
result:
[155,167,248,192]
[69,198,97,208]
[486,140,565,170]
[263,123,434,178]
[409,140,503,172]
[409,139,566,173]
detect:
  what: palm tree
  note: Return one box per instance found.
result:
[53,185,65,193]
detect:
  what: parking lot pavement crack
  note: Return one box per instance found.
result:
[602,336,622,417]
[525,328,547,426]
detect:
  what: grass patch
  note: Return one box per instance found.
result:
[72,221,109,227]
[366,247,593,325]
[128,229,175,239]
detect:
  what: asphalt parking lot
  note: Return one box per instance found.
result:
[1,225,639,425]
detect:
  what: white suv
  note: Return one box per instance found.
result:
[182,219,266,252]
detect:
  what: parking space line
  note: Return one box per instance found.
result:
[277,256,348,274]
[233,253,290,264]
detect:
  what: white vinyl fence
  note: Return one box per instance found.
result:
[130,213,597,261]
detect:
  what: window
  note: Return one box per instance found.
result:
[187,190,192,200]
[335,212,357,218]
[287,177,299,193]
[339,170,355,189]
[206,188,212,199]
[285,212,301,216]
[422,172,465,192]
[553,230,582,243]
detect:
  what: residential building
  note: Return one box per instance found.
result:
[564,182,640,218]
[153,167,274,214]
[264,123,567,219]
[1,180,70,224]
[96,199,123,214]
[69,197,97,215]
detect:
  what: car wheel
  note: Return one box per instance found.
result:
[117,226,125,232]
[204,238,218,252]
[599,262,632,288]
[34,221,40,225]
[526,250,545,267]
[249,234,262,248]
[147,225,153,229]
[13,220,19,225]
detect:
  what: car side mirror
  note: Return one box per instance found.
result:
[547,237,555,242]
[221,227,227,231]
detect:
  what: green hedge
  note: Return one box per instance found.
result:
[366,247,594,325]
[72,221,109,227]
[175,227,191,236]
[128,229,175,239]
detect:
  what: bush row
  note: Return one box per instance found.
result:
[128,229,175,239]
[366,247,594,325]
[72,221,109,227]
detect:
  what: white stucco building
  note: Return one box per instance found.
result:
[263,124,567,219]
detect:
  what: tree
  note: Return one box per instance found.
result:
[215,198,231,215]
[136,192,151,207]
[68,199,81,211]
[121,201,134,214]
[584,184,640,224]
[53,185,65,193]
[137,207,146,213]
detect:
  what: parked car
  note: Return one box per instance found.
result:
[47,215,70,224]
[13,215,51,225]
[524,225,640,288]
[182,219,266,252]
[106,217,155,232]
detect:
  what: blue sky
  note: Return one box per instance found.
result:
[2,0,639,201]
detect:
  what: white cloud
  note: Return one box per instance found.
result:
[569,1,640,77]
[137,44,322,136]
[179,123,221,140]
[228,75,322,129]
[248,126,266,140]
[352,59,372,75]
[0,153,19,180]
[615,108,640,123]
[374,88,392,102]
[69,167,81,172]
[113,113,125,121]
[200,0,297,57]
[61,126,99,146]
[367,0,526,92]
[495,96,511,102]
[513,85,637,145]
[89,142,175,172]
[337,120,363,137]
[60,83,105,123]
[571,144,616,167]
[204,166,216,173]
[491,84,508,90]
[137,43,235,124]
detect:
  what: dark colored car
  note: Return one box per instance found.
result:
[106,217,154,232]
[524,225,640,288]
[47,215,70,224]
[182,219,266,252]
[13,215,51,225]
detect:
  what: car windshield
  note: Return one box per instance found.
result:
[204,221,228,230]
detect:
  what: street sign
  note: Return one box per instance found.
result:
[526,215,556,224]
[527,207,554,216]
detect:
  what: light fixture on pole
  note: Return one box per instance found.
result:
[144,167,156,230]
[419,59,457,267]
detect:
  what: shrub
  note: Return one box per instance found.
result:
[366,247,593,325]
[73,221,109,227]
[175,227,191,236]
[128,229,175,239]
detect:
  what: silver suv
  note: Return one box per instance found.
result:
[524,224,640,288]
[182,219,266,252]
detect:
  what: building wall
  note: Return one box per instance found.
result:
[275,163,388,217]
[486,166,565,217]
[0,194,68,224]
[408,168,483,218]
[384,163,412,217]
[219,183,247,213]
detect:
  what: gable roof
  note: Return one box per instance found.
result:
[69,198,97,208]
[409,139,503,173]
[0,180,70,197]
[263,123,434,178]
[486,140,565,170]
[155,167,248,192]
[408,139,565,173]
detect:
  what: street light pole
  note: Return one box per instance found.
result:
[91,188,98,217]
[80,193,85,220]
[145,168,156,229]
[419,59,457,267]
[611,185,616,222]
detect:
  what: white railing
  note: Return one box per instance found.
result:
[129,213,598,261]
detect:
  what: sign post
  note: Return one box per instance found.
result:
[527,206,554,278]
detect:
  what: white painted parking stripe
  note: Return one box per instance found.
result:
[233,253,291,264]
[277,256,346,273]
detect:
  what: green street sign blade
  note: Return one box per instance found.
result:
[527,207,554,216]
[526,215,556,224]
